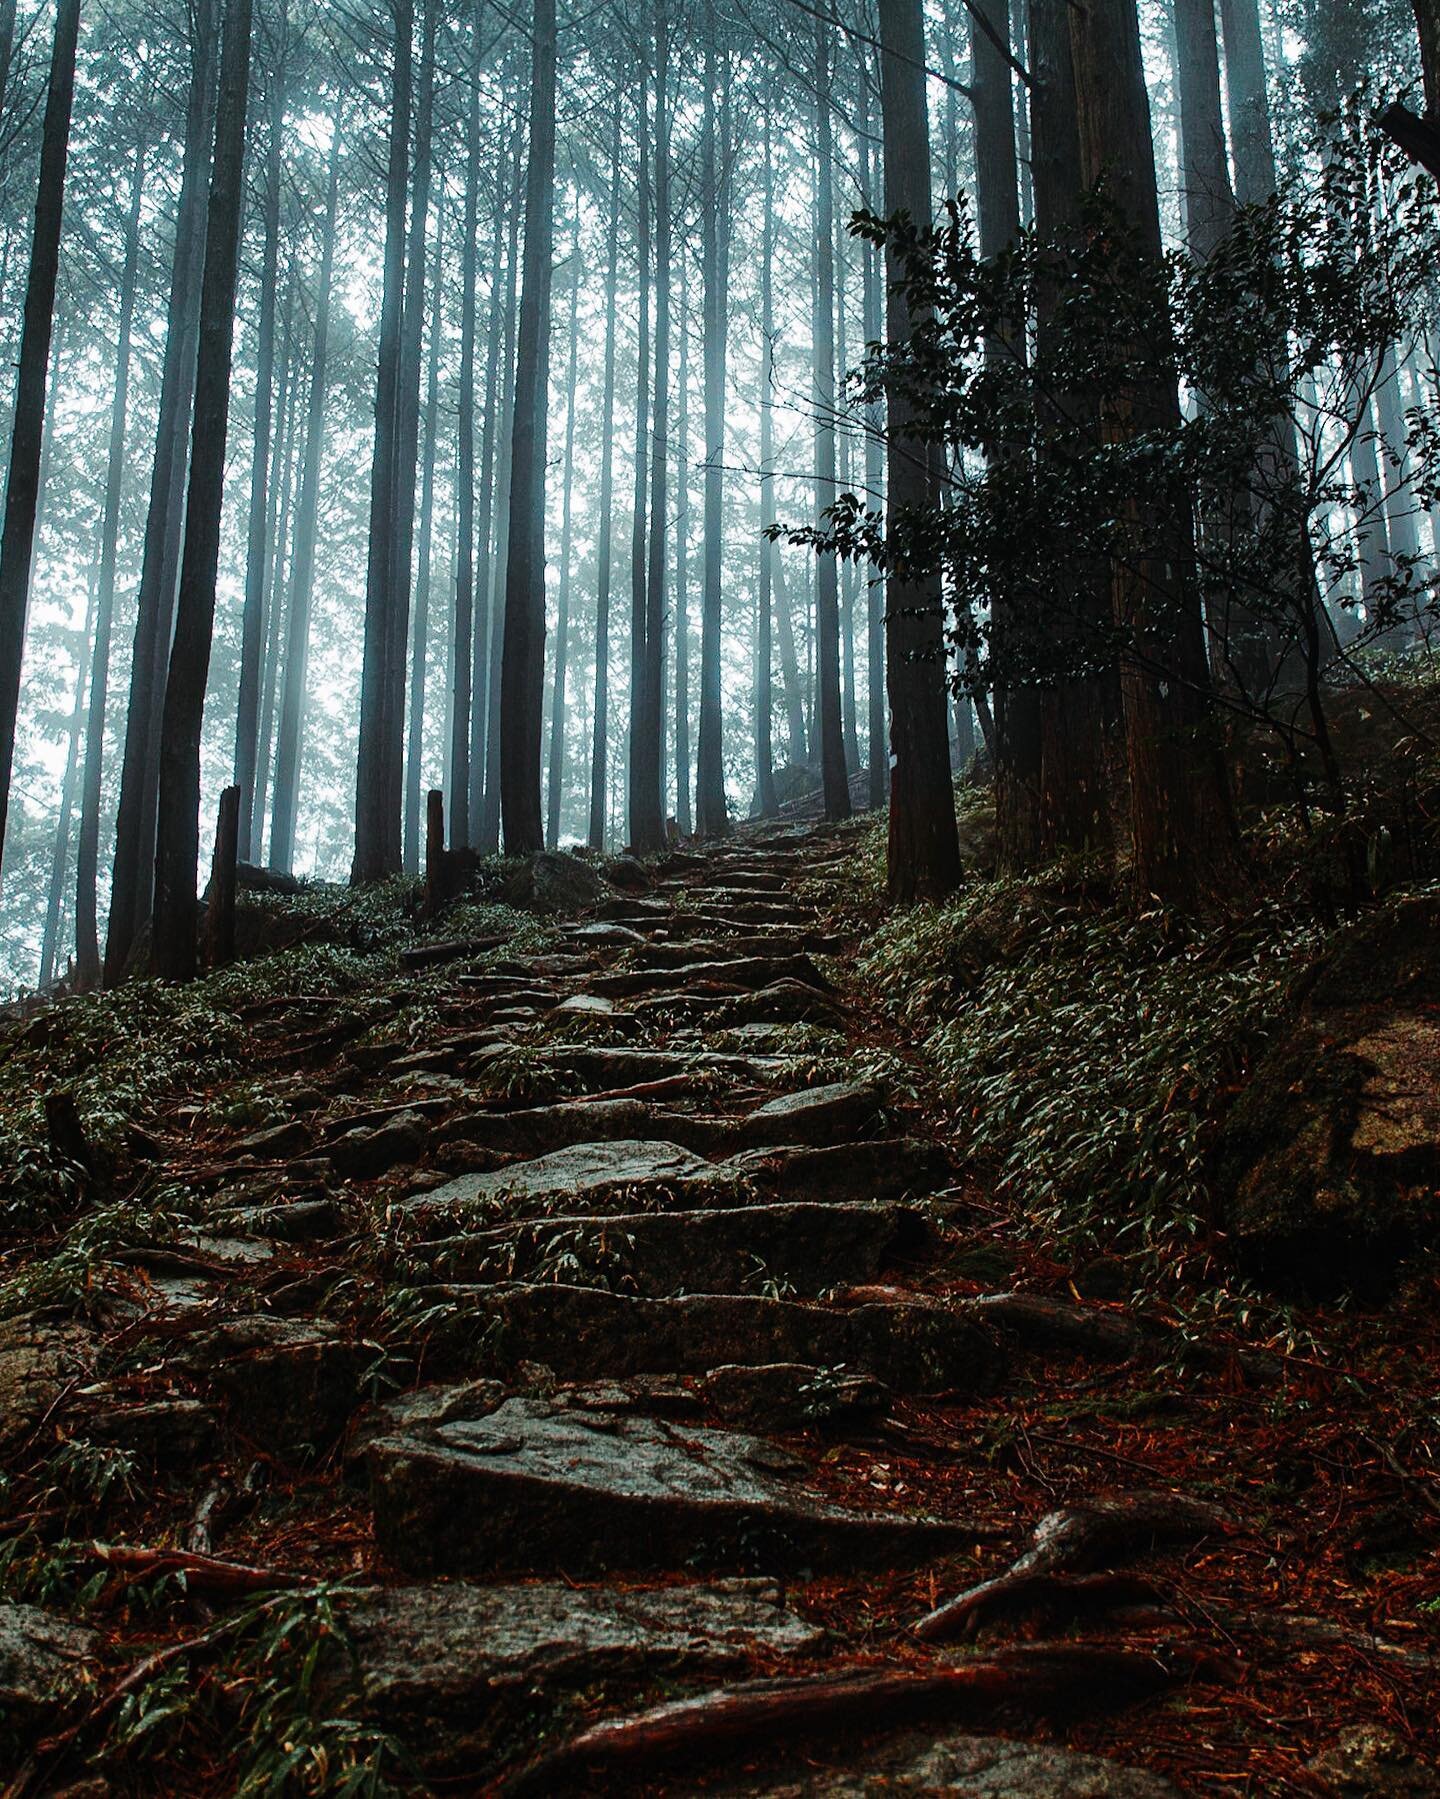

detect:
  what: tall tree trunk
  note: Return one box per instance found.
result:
[588,108,622,850]
[674,251,693,832]
[695,7,731,838]
[1218,0,1278,203]
[470,139,518,842]
[384,0,436,872]
[480,147,522,852]
[233,9,286,861]
[352,0,413,882]
[970,0,1039,871]
[546,201,581,848]
[39,564,96,987]
[498,0,557,855]
[0,0,79,880]
[251,269,298,857]
[404,200,444,873]
[860,74,887,809]
[773,547,807,767]
[450,0,482,845]
[877,0,961,900]
[269,110,341,875]
[106,0,217,980]
[1029,0,1116,859]
[836,219,860,777]
[76,132,147,989]
[152,0,253,980]
[633,0,670,850]
[626,76,652,849]
[812,14,850,821]
[754,115,779,818]
[1068,0,1236,899]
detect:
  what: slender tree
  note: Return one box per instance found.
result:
[754,113,779,818]
[695,2,730,838]
[498,0,557,854]
[404,199,445,873]
[0,0,81,880]
[877,0,961,899]
[106,0,218,980]
[812,12,850,821]
[588,106,622,849]
[450,0,483,845]
[152,0,254,979]
[76,131,147,989]
[233,3,286,860]
[546,197,581,848]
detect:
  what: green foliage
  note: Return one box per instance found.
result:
[860,873,1324,1268]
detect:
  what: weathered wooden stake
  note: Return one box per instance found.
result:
[424,787,446,918]
[204,784,241,969]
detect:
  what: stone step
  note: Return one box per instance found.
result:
[729,1138,951,1203]
[413,1199,928,1296]
[329,1578,823,1769]
[586,954,829,1000]
[368,1396,977,1576]
[402,1140,747,1221]
[467,1043,790,1095]
[417,1283,1003,1393]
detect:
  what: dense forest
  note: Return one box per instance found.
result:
[2,0,1440,1790]
[0,0,1430,983]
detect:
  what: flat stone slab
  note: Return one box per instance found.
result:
[588,955,829,999]
[0,1315,93,1446]
[444,1284,1002,1392]
[178,1316,367,1455]
[404,1141,744,1221]
[736,1082,883,1147]
[338,1578,821,1753]
[417,1200,927,1296]
[369,1397,974,1575]
[710,1731,1181,1796]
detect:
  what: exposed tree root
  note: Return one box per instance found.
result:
[505,1642,1224,1792]
[914,1491,1231,1642]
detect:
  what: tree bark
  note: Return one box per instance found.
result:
[877,0,962,901]
[498,0,557,855]
[480,143,522,852]
[1029,0,1116,860]
[76,131,146,989]
[251,269,298,851]
[39,565,96,988]
[1067,0,1236,899]
[269,111,340,875]
[639,0,671,850]
[0,0,80,881]
[152,0,254,981]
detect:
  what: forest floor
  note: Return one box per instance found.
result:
[1,809,1438,1795]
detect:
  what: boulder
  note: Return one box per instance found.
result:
[1307,1724,1440,1797]
[736,1082,883,1147]
[501,851,608,914]
[1218,898,1440,1291]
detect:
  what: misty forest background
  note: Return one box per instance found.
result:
[0,0,1434,993]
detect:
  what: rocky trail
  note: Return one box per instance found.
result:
[2,823,1437,1795]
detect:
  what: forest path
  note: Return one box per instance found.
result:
[7,821,1432,1795]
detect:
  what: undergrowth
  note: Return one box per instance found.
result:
[858,870,1324,1273]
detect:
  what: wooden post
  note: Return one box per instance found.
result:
[424,787,445,918]
[204,784,241,969]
